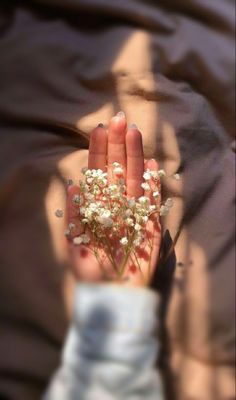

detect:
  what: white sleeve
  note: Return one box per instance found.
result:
[43,284,164,400]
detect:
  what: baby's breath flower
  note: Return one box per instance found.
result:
[68,223,75,230]
[134,223,142,231]
[85,169,92,177]
[98,215,113,228]
[153,191,159,198]
[73,194,84,206]
[125,209,133,217]
[143,171,152,180]
[125,218,134,227]
[80,207,86,215]
[173,173,180,180]
[128,199,136,208]
[55,209,63,218]
[73,234,90,245]
[109,184,118,193]
[160,205,169,216]
[138,196,150,205]
[149,205,156,211]
[79,181,89,193]
[81,167,88,174]
[113,166,124,175]
[158,169,166,177]
[165,198,174,208]
[133,234,144,247]
[64,162,173,280]
[85,193,94,201]
[120,237,128,246]
[141,182,151,191]
[113,162,120,167]
[150,171,158,179]
[119,185,126,194]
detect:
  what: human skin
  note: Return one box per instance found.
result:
[66,113,162,287]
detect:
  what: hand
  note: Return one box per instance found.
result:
[66,113,161,287]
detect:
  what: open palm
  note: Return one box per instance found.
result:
[66,113,161,287]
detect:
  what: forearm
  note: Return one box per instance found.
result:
[43,284,164,400]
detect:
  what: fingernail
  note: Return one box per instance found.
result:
[129,123,138,129]
[116,111,125,118]
[97,123,104,128]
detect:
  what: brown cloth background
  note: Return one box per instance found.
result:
[0,1,235,399]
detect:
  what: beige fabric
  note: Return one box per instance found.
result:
[0,1,235,399]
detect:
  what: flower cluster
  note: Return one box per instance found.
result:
[58,162,179,279]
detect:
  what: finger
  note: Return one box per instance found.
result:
[126,124,144,198]
[107,112,127,180]
[88,124,107,171]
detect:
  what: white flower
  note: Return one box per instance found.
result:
[133,234,144,247]
[73,194,84,206]
[73,234,90,245]
[100,178,108,187]
[113,167,124,175]
[143,171,152,180]
[150,171,158,179]
[133,238,141,247]
[68,223,75,230]
[79,181,89,193]
[85,193,95,201]
[85,169,92,177]
[138,196,150,205]
[93,169,103,177]
[165,198,173,208]
[112,162,120,167]
[81,167,88,174]
[112,206,120,214]
[80,207,86,215]
[173,173,180,180]
[134,223,142,231]
[109,184,118,193]
[153,191,159,198]
[125,218,134,227]
[160,205,169,216]
[98,216,113,228]
[125,209,133,217]
[55,209,63,218]
[149,205,156,211]
[93,185,101,195]
[158,169,166,177]
[120,237,128,246]
[141,182,150,191]
[64,229,70,237]
[89,203,98,212]
[100,210,111,218]
[128,199,136,208]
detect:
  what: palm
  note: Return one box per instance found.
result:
[66,114,161,287]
